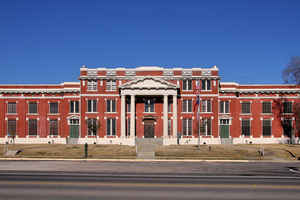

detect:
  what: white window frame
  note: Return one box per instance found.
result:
[49,119,59,136]
[201,79,211,91]
[49,102,59,114]
[144,99,155,113]
[200,100,212,113]
[241,119,251,136]
[241,101,251,114]
[182,99,192,113]
[7,119,17,137]
[219,101,229,114]
[28,102,38,114]
[199,118,212,136]
[28,118,38,136]
[70,101,80,114]
[7,102,17,114]
[87,99,97,113]
[182,118,192,136]
[262,119,272,136]
[262,101,272,114]
[283,101,293,114]
[87,80,97,91]
[182,79,192,91]
[87,118,97,136]
[106,80,117,91]
[106,99,116,113]
[106,118,116,136]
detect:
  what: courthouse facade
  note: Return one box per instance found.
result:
[0,65,299,145]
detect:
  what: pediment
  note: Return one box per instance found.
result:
[119,77,178,90]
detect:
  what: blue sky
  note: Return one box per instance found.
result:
[1,0,299,84]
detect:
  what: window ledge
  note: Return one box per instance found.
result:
[200,112,213,114]
[86,112,99,114]
[240,113,251,115]
[69,113,80,114]
[219,112,230,114]
[261,113,273,115]
[6,113,17,115]
[144,112,156,114]
[27,113,39,115]
[182,112,193,114]
[48,113,60,115]
[105,112,117,114]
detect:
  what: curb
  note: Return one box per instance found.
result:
[1,158,299,163]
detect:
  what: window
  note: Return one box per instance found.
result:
[87,118,97,136]
[199,118,211,136]
[49,102,59,114]
[241,102,251,114]
[182,100,192,113]
[87,100,97,113]
[106,118,116,136]
[7,102,16,114]
[168,119,172,136]
[168,102,172,113]
[262,119,272,136]
[201,80,211,91]
[283,102,293,113]
[182,118,192,136]
[49,119,58,136]
[7,119,16,137]
[241,119,251,136]
[106,80,116,91]
[282,118,292,137]
[28,119,38,136]
[182,80,192,91]
[126,118,130,137]
[145,99,155,113]
[126,100,131,112]
[201,100,212,113]
[87,80,97,91]
[70,101,79,113]
[28,102,38,114]
[220,101,229,113]
[106,99,116,112]
[262,102,272,114]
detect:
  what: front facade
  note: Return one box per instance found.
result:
[1,65,300,145]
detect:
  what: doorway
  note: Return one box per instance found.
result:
[219,119,230,138]
[144,119,155,138]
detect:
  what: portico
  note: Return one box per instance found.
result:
[119,77,178,139]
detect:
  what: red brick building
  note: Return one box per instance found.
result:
[0,65,299,145]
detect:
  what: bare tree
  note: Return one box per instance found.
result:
[283,56,300,84]
[281,56,300,143]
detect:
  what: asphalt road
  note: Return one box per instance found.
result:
[0,160,300,199]
[0,171,300,200]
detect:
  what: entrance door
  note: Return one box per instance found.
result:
[144,119,155,138]
[69,119,79,138]
[219,119,230,138]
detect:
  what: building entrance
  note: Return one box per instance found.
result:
[144,119,155,138]
[219,119,230,138]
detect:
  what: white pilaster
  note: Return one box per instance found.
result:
[163,95,168,138]
[121,95,126,138]
[130,95,135,138]
[173,95,177,137]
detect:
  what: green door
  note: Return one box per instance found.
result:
[219,119,230,138]
[220,125,229,138]
[70,125,79,138]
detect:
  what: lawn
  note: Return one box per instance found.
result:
[1,143,300,160]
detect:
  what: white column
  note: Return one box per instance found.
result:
[121,95,126,138]
[173,95,177,137]
[130,95,135,138]
[163,95,168,138]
